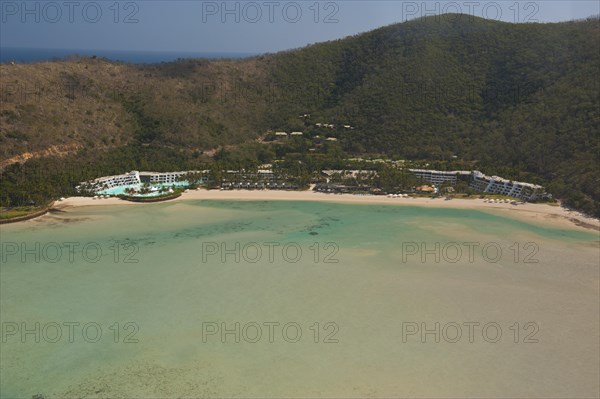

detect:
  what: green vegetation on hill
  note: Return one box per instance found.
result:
[1,15,598,215]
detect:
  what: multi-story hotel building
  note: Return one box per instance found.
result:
[409,169,471,185]
[139,171,201,184]
[84,171,141,190]
[80,171,206,193]
[409,169,546,201]
[470,171,546,201]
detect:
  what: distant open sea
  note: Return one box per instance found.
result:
[0,47,257,64]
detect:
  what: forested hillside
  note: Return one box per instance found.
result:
[1,15,598,215]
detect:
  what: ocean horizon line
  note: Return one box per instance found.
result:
[0,47,260,64]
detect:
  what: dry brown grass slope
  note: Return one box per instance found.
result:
[0,56,273,168]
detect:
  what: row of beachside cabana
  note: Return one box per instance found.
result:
[483,198,516,204]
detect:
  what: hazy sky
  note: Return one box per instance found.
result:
[1,1,598,53]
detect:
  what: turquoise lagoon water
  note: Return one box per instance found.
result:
[97,181,190,196]
[1,201,598,398]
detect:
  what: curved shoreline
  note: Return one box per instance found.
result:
[39,190,600,233]
[0,203,55,224]
[118,192,182,203]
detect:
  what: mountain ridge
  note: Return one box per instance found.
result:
[1,15,599,214]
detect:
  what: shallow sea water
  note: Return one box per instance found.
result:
[1,200,598,398]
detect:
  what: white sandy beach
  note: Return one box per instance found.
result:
[53,189,600,232]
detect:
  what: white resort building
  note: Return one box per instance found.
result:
[84,171,141,190]
[139,171,196,184]
[470,171,546,201]
[409,169,471,185]
[79,171,205,193]
[409,169,547,201]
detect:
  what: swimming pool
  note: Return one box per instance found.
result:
[97,181,190,197]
